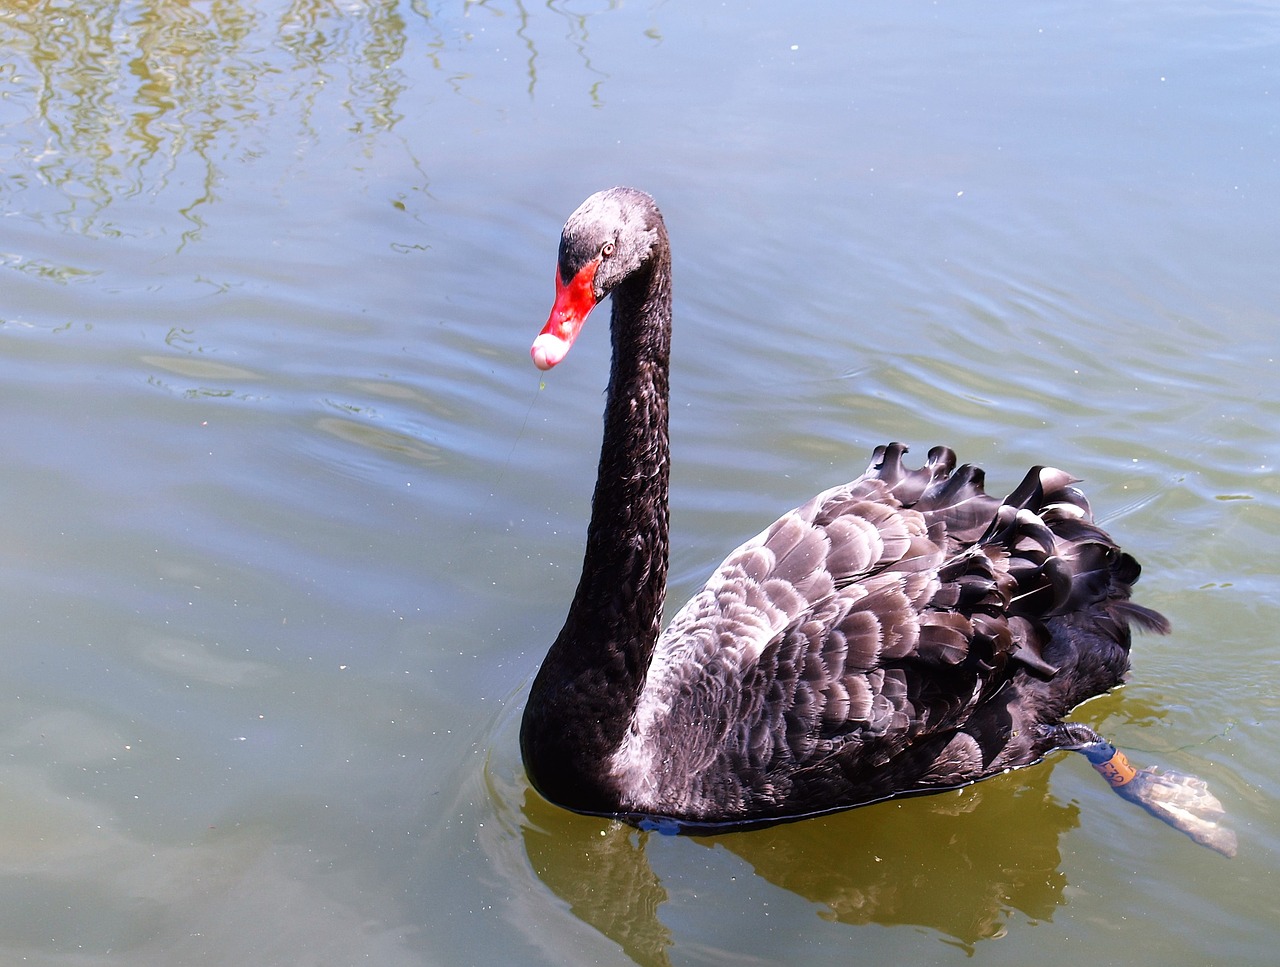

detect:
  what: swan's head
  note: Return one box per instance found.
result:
[531,187,665,371]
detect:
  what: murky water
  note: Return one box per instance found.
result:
[1,1,1277,964]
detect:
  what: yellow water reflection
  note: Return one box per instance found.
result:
[1,0,414,242]
[519,770,1075,966]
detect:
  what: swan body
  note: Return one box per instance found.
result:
[520,188,1234,853]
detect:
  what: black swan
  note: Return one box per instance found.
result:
[520,186,1235,856]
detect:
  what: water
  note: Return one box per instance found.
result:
[1,1,1277,964]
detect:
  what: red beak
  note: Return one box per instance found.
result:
[531,258,600,371]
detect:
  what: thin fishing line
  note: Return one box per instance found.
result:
[493,378,545,492]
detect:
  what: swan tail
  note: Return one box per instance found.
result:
[867,443,1170,646]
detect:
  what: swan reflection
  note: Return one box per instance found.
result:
[516,766,1076,966]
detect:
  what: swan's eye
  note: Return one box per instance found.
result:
[601,241,616,259]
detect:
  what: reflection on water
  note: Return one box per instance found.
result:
[0,0,628,252]
[493,760,1076,966]
[522,800,674,967]
[712,777,1071,947]
[0,0,419,243]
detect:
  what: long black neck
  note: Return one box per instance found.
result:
[521,244,673,812]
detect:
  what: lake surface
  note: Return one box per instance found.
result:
[1,1,1277,964]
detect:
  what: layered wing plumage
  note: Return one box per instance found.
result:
[608,443,1165,823]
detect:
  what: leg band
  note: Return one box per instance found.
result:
[1090,747,1137,788]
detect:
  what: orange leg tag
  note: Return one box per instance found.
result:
[1092,749,1137,787]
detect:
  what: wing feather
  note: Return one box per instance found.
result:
[607,443,1167,820]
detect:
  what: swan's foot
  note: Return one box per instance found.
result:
[1042,724,1237,858]
[1110,765,1237,857]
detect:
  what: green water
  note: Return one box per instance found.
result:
[1,2,1276,964]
